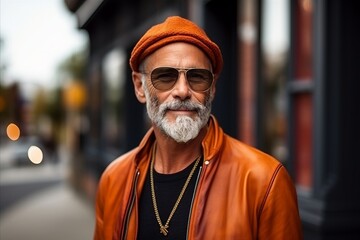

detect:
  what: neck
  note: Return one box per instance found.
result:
[152,128,206,174]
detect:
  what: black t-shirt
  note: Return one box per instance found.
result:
[137,159,201,240]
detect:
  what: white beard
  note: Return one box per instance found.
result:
[145,93,212,143]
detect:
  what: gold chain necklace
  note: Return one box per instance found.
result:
[150,143,201,236]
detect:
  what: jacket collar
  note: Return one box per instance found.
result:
[202,115,224,161]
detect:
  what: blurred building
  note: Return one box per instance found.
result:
[64,0,359,239]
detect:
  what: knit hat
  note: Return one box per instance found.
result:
[129,16,223,75]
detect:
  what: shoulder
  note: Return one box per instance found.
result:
[220,135,296,199]
[218,134,293,191]
[204,116,280,173]
[98,148,138,185]
[223,134,281,170]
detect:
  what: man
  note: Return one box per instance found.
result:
[94,16,302,240]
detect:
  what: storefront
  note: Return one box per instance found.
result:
[65,0,360,238]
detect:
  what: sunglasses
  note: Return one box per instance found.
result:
[142,67,214,92]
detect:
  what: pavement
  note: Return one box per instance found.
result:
[0,183,95,240]
[0,148,96,240]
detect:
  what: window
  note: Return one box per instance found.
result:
[260,0,289,163]
[290,0,314,190]
[102,48,126,160]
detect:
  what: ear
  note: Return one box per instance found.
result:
[211,82,216,95]
[211,75,218,95]
[132,72,147,103]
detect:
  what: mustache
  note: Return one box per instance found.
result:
[158,100,204,115]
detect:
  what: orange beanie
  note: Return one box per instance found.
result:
[129,16,223,75]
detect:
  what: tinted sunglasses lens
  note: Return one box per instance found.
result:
[151,67,178,90]
[187,69,213,91]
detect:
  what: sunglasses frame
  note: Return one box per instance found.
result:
[141,66,214,92]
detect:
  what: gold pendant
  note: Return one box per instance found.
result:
[160,225,169,236]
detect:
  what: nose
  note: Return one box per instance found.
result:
[171,71,191,99]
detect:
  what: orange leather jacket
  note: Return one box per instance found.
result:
[94,115,303,240]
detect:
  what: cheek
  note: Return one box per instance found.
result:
[144,80,159,98]
[193,92,211,105]
[147,85,172,104]
[148,85,158,96]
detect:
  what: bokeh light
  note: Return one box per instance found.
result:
[28,146,43,164]
[6,123,21,141]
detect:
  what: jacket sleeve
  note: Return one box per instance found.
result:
[258,165,303,239]
[93,173,107,240]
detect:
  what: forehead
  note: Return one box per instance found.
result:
[144,42,212,69]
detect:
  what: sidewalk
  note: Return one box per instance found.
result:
[0,182,95,240]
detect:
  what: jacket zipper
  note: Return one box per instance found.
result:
[186,165,203,240]
[121,170,140,240]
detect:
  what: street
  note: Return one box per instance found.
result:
[0,165,61,215]
[0,154,95,240]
